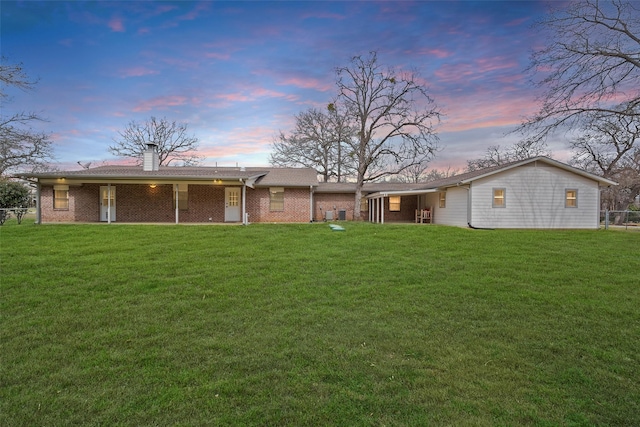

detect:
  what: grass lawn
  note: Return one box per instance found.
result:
[1,221,638,426]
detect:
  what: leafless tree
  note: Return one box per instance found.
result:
[520,0,640,141]
[569,111,640,210]
[336,51,441,219]
[109,116,201,166]
[0,58,53,176]
[466,140,551,172]
[270,107,356,182]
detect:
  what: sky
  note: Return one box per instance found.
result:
[1,0,571,172]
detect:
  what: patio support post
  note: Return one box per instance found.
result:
[242,183,247,225]
[175,184,179,224]
[107,183,112,224]
[35,182,41,224]
[309,185,313,222]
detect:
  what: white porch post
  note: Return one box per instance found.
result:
[35,182,41,224]
[381,196,385,224]
[107,183,112,224]
[242,183,247,225]
[175,184,179,224]
[309,185,313,223]
[368,198,372,222]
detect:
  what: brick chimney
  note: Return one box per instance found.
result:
[143,143,159,171]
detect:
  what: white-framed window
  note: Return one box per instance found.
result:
[173,183,188,210]
[53,185,69,210]
[493,188,506,208]
[389,196,401,212]
[439,192,446,208]
[565,189,577,208]
[270,187,284,211]
[360,196,368,212]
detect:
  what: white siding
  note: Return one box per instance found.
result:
[469,162,600,228]
[425,186,468,227]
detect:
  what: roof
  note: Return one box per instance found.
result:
[16,156,617,191]
[17,165,318,187]
[365,157,618,198]
[253,168,318,187]
[316,182,428,193]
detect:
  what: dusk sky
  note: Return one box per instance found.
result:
[2,0,569,172]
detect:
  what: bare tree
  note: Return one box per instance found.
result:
[569,111,640,210]
[270,108,355,182]
[424,166,460,182]
[0,58,53,176]
[520,0,640,141]
[109,116,201,166]
[336,51,440,219]
[466,140,551,172]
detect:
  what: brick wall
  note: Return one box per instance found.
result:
[247,187,312,223]
[39,183,416,224]
[314,192,417,222]
[40,184,100,222]
[314,192,361,221]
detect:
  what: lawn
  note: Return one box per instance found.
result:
[1,221,638,426]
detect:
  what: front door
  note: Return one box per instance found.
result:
[225,187,241,222]
[100,186,116,222]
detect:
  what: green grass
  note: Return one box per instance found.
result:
[1,221,638,426]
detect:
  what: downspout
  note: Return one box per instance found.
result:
[460,183,493,230]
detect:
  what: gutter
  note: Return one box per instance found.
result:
[458,183,494,230]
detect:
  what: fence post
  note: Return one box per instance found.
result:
[605,209,609,230]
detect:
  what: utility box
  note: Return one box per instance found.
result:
[338,209,346,221]
[325,210,334,221]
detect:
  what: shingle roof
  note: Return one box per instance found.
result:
[18,165,319,187]
[253,168,318,187]
[20,165,269,180]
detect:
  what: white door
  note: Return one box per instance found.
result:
[225,187,241,222]
[100,186,116,222]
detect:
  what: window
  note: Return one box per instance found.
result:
[360,196,368,212]
[389,196,401,212]
[53,185,69,210]
[270,187,284,211]
[565,189,577,208]
[439,192,446,208]
[173,184,188,210]
[493,188,506,208]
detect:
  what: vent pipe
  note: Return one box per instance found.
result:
[143,143,159,171]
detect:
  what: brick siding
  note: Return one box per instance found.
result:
[39,183,416,224]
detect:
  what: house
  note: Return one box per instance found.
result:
[366,156,618,229]
[17,148,616,228]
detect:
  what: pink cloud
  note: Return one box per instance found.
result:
[118,66,159,78]
[278,77,333,92]
[214,87,299,104]
[301,11,346,20]
[215,93,251,103]
[412,48,453,59]
[108,17,125,32]
[204,52,231,60]
[133,95,195,112]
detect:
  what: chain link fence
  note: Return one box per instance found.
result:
[600,210,640,230]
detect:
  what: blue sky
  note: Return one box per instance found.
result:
[2,0,568,171]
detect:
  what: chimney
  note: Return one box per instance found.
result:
[143,143,159,171]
